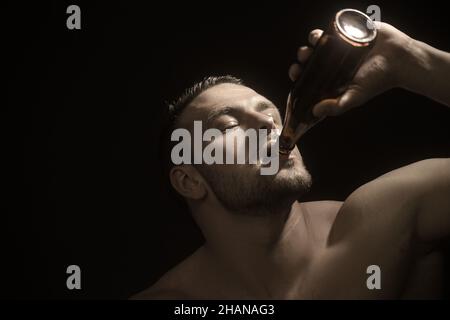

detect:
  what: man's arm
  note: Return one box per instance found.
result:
[402,40,450,107]
[398,158,450,244]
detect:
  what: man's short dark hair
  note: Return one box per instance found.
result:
[167,75,243,128]
[159,75,243,206]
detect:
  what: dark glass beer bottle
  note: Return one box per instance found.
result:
[279,9,378,154]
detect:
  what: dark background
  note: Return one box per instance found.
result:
[6,0,450,299]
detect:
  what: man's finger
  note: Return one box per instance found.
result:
[288,63,301,82]
[308,29,323,47]
[297,46,313,63]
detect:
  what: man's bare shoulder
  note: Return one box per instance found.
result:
[323,159,447,246]
[129,248,207,300]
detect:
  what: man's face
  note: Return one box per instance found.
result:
[177,83,312,215]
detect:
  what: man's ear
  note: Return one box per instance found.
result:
[169,165,207,200]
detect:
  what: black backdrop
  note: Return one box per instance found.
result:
[6,0,450,299]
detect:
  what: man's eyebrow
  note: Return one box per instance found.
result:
[206,101,278,125]
[206,105,236,125]
[255,101,278,112]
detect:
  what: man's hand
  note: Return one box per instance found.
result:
[289,21,450,117]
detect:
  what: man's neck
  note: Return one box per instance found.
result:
[198,201,312,298]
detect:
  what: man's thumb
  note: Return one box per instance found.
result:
[338,87,367,110]
[312,98,340,117]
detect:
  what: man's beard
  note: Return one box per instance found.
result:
[196,162,312,216]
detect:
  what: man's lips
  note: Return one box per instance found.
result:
[279,151,293,159]
[278,146,296,159]
[262,138,297,161]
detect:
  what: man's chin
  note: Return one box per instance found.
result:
[270,164,312,194]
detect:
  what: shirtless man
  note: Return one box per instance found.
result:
[133,22,450,299]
